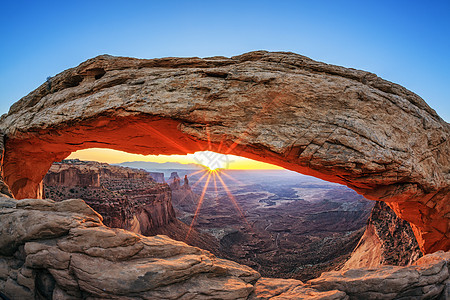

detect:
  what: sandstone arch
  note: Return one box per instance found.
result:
[0,51,448,254]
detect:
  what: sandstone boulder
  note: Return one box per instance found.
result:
[249,278,348,300]
[2,196,450,299]
[0,197,260,299]
[309,251,450,299]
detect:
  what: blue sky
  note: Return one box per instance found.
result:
[1,0,449,121]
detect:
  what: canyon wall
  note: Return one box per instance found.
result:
[0,131,12,198]
[0,51,448,253]
[148,171,165,183]
[43,161,221,255]
[343,201,423,270]
[44,159,176,235]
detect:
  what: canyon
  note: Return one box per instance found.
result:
[173,168,375,281]
[44,159,176,234]
[0,51,449,298]
[43,160,376,281]
[1,51,448,254]
[44,159,219,254]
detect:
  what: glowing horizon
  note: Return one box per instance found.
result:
[66,148,284,170]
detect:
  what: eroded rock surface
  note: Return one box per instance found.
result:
[44,159,176,233]
[0,197,260,299]
[309,251,450,299]
[249,278,348,300]
[0,51,448,253]
[1,197,449,299]
[43,159,221,256]
[343,201,423,270]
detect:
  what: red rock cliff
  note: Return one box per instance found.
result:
[343,201,423,269]
[43,159,176,235]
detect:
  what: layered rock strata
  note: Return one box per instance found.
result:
[44,159,176,234]
[309,251,450,299]
[0,51,448,253]
[0,197,260,299]
[148,171,165,183]
[1,197,449,299]
[43,160,221,256]
[344,201,423,270]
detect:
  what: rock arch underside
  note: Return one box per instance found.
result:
[0,51,449,299]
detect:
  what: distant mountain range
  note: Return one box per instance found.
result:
[117,161,204,171]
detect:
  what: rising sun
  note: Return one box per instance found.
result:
[206,165,219,171]
[193,151,230,172]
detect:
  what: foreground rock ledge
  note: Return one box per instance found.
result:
[0,51,448,253]
[1,198,449,299]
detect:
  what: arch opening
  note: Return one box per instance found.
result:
[44,147,382,281]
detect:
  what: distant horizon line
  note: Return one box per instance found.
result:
[66,148,287,170]
[62,157,290,171]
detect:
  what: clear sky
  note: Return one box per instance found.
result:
[2,0,449,168]
[66,149,284,170]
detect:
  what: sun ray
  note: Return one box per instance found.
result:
[185,170,209,191]
[215,171,251,228]
[185,172,212,241]
[174,171,209,206]
[185,168,209,178]
[206,125,212,150]
[212,172,219,205]
[217,135,226,154]
[222,95,283,155]
[219,171,244,185]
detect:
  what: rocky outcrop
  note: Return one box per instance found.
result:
[44,163,100,188]
[1,197,449,299]
[0,197,261,299]
[0,51,448,253]
[43,160,224,257]
[44,160,176,235]
[309,251,450,299]
[249,278,348,299]
[167,171,181,190]
[167,171,191,191]
[0,131,12,198]
[170,171,201,214]
[148,171,165,183]
[344,201,422,270]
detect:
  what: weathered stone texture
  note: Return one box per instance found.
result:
[1,197,449,299]
[343,201,423,270]
[0,197,260,299]
[310,251,450,299]
[0,51,448,253]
